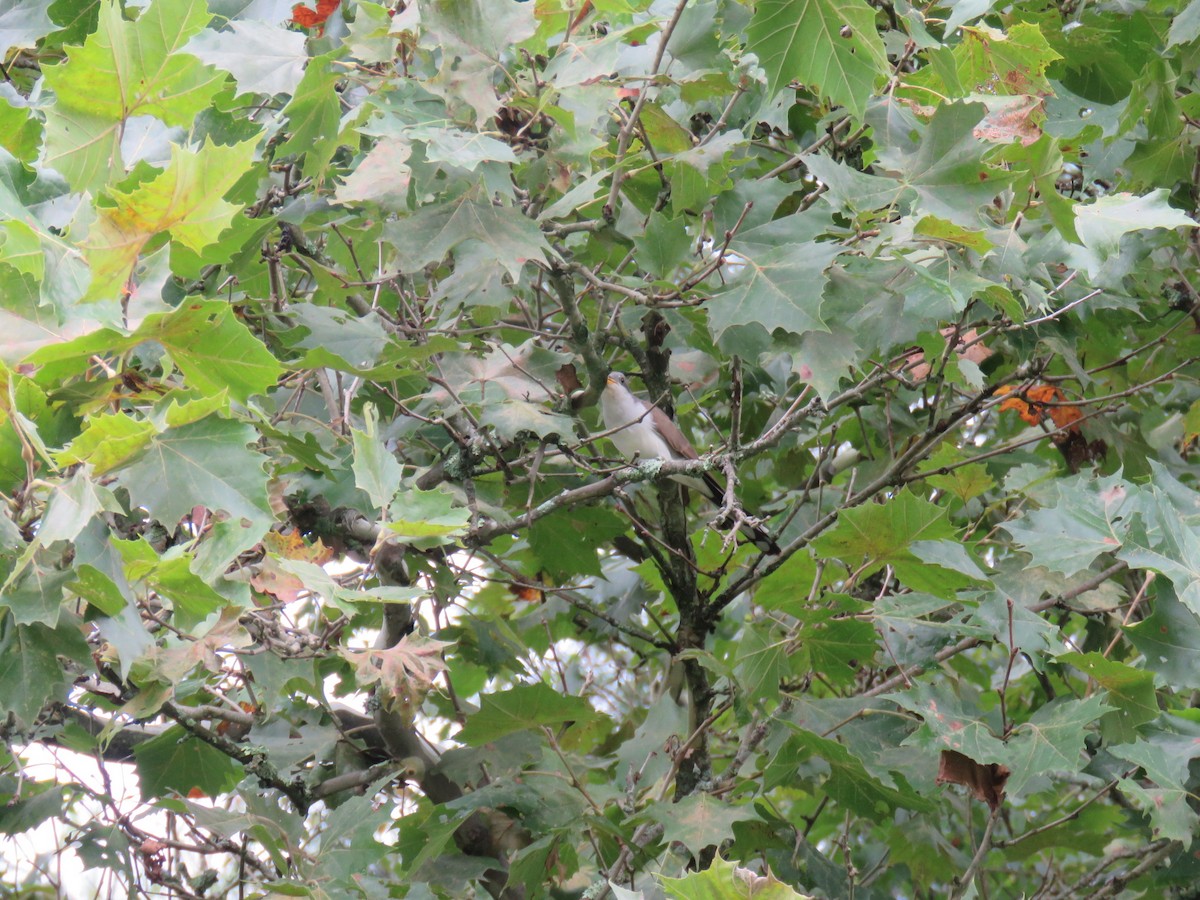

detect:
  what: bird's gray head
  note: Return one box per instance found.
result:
[606,371,630,390]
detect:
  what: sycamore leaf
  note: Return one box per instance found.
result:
[386,488,470,543]
[948,23,1060,98]
[1003,696,1107,795]
[811,489,955,578]
[41,0,224,192]
[0,621,89,726]
[133,726,244,799]
[709,243,842,340]
[646,795,762,857]
[1074,190,1195,259]
[456,683,600,745]
[1126,582,1200,690]
[0,0,54,58]
[82,139,259,302]
[334,137,412,209]
[383,196,550,279]
[1059,651,1157,742]
[785,726,934,815]
[183,21,309,97]
[352,405,404,511]
[1168,0,1200,47]
[116,418,273,532]
[148,301,282,403]
[276,51,343,179]
[421,0,537,126]
[345,635,451,722]
[661,854,813,899]
[890,103,1018,226]
[746,0,888,119]
[1003,473,1140,575]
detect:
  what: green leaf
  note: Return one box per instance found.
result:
[709,217,844,340]
[913,216,994,254]
[283,303,396,374]
[661,853,812,899]
[646,794,762,857]
[948,23,1060,98]
[303,792,391,881]
[1004,696,1107,795]
[1126,582,1200,690]
[804,153,904,217]
[746,0,888,120]
[888,103,1017,226]
[1003,473,1138,576]
[421,0,536,125]
[1058,652,1157,743]
[733,624,785,706]
[385,487,470,543]
[1168,0,1200,47]
[1117,492,1200,615]
[276,51,343,180]
[133,726,244,799]
[67,564,129,617]
[456,683,601,745]
[0,0,54,57]
[424,128,518,172]
[55,412,156,473]
[0,100,42,164]
[1110,735,1200,842]
[0,618,89,727]
[42,0,224,191]
[150,300,282,403]
[352,404,403,512]
[811,489,955,579]
[144,553,230,631]
[633,212,692,280]
[82,139,260,303]
[346,1,397,65]
[1073,190,1195,265]
[183,21,309,97]
[528,507,628,580]
[116,417,273,536]
[383,196,550,279]
[803,614,878,687]
[890,682,1008,764]
[783,725,933,815]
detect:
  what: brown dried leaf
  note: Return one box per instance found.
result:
[936,749,1010,811]
[973,96,1044,147]
[555,363,582,395]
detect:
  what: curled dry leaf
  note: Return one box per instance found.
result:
[996,383,1082,436]
[292,0,340,29]
[996,383,1106,472]
[936,749,1010,812]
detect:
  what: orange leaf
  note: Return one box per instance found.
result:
[996,383,1083,437]
[293,0,339,28]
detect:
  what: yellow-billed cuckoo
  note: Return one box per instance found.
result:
[600,371,780,554]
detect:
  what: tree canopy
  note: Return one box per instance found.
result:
[3,0,1200,897]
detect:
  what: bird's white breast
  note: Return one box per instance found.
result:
[601,386,674,461]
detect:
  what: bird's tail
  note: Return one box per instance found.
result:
[741,520,781,555]
[699,472,780,554]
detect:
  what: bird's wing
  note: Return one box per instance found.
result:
[648,405,699,460]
